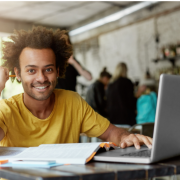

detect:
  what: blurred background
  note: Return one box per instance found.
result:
[0,1,180,99]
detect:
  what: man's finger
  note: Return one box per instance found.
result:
[139,135,152,149]
[4,68,9,76]
[131,135,141,149]
[120,142,127,149]
[4,68,9,80]
[147,136,153,144]
[5,68,9,81]
[136,135,152,149]
[124,134,140,149]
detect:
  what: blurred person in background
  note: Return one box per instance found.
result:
[56,34,92,92]
[136,79,157,124]
[86,67,111,118]
[106,62,136,127]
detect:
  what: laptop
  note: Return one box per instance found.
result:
[93,74,180,164]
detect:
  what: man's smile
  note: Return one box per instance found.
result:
[34,86,49,89]
[31,82,51,92]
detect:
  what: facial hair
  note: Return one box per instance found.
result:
[21,78,57,101]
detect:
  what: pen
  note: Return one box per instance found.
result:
[0,160,8,164]
[9,75,16,77]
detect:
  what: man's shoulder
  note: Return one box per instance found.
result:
[54,89,81,100]
[0,93,23,112]
[54,89,85,108]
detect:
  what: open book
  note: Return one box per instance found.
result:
[0,142,116,164]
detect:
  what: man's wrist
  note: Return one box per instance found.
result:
[120,130,131,143]
[0,85,5,93]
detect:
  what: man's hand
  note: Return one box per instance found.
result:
[120,133,152,149]
[98,123,153,149]
[0,66,9,92]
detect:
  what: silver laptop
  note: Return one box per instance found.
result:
[93,74,180,164]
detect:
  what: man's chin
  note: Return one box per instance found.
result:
[26,91,54,101]
[32,95,51,101]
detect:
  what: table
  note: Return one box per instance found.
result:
[0,157,180,180]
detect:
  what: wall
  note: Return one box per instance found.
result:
[71,2,180,86]
[1,2,180,88]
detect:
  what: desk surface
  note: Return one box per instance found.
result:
[0,159,178,180]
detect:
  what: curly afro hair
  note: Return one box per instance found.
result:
[2,26,73,82]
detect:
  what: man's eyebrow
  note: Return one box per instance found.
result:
[25,64,55,68]
[44,64,55,67]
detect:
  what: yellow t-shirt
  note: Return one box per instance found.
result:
[0,89,110,147]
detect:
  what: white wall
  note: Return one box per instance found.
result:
[73,2,180,86]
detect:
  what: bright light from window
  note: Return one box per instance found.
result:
[69,1,159,36]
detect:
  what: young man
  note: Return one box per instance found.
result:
[0,26,152,149]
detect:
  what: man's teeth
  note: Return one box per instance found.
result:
[34,86,47,89]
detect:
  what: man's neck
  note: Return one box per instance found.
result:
[23,93,55,119]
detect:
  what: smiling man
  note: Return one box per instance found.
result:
[0,26,152,149]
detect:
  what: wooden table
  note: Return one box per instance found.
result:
[0,158,179,180]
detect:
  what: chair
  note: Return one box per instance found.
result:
[128,123,154,138]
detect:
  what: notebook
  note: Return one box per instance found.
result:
[93,74,180,164]
[0,143,116,164]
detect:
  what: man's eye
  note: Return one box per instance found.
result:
[28,69,35,73]
[46,68,52,72]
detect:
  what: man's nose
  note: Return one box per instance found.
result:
[36,71,48,83]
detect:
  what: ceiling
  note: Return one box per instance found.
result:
[0,1,137,28]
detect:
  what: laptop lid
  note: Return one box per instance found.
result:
[151,74,180,162]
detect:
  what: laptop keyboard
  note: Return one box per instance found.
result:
[121,150,151,157]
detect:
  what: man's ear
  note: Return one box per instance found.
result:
[14,67,21,81]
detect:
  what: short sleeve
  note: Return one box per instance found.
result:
[0,111,7,136]
[80,98,110,137]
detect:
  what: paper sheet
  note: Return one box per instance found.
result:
[0,147,27,160]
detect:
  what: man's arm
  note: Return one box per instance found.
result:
[0,128,5,141]
[0,66,9,98]
[0,66,9,140]
[98,123,152,149]
[68,56,92,81]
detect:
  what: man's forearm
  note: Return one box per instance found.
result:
[98,123,130,146]
[98,123,152,149]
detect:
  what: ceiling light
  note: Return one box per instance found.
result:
[69,1,159,36]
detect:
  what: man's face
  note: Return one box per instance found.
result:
[16,47,58,101]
